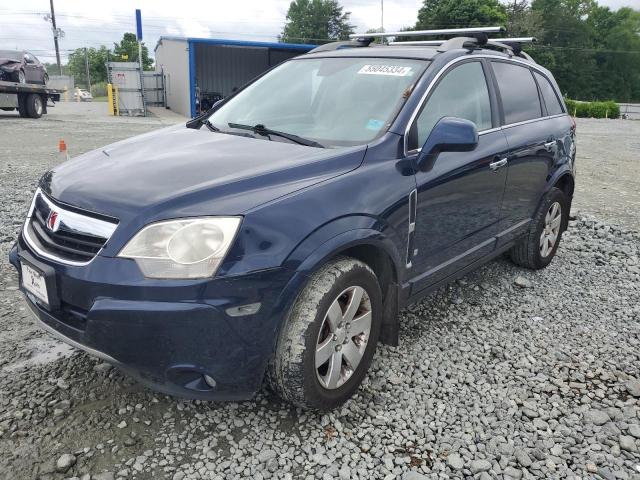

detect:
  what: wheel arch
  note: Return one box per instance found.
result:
[282,227,404,346]
[553,172,575,198]
[548,169,575,230]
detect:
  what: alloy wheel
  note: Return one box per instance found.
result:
[315,285,372,390]
[540,201,562,257]
[18,70,26,83]
[34,96,43,115]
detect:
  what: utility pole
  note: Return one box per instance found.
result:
[49,0,62,75]
[84,47,91,93]
[381,0,384,33]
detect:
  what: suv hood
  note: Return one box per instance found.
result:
[41,124,365,224]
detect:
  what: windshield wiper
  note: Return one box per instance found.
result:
[228,123,324,148]
[204,119,219,132]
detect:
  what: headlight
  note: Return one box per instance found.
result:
[118,217,241,279]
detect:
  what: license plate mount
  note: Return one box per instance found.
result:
[21,261,50,308]
[18,251,59,311]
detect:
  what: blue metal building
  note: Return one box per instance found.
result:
[154,37,315,117]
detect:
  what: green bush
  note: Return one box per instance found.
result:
[564,98,620,119]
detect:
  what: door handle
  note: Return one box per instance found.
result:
[544,140,556,151]
[489,158,508,171]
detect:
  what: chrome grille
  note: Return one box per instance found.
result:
[23,189,118,265]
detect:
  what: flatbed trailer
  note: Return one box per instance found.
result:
[0,80,62,118]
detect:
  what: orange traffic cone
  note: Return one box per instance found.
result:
[58,139,69,161]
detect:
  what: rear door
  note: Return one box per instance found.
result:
[407,59,510,293]
[490,60,556,245]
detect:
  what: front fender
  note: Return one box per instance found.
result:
[283,217,404,278]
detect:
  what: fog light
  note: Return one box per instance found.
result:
[226,302,261,317]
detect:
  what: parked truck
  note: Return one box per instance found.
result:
[0,80,62,118]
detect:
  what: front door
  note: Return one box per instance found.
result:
[406,59,509,293]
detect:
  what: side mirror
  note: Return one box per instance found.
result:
[416,117,479,172]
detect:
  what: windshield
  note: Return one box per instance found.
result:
[208,57,429,147]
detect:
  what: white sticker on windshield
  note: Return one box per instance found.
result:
[358,65,413,76]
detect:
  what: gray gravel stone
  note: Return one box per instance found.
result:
[447,453,464,470]
[619,435,638,453]
[257,449,277,463]
[55,454,76,473]
[470,459,491,474]
[626,378,640,398]
[585,409,611,426]
[514,449,533,468]
[93,473,115,480]
[514,276,532,288]
[402,473,429,480]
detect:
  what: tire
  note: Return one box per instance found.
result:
[17,96,28,117]
[268,257,382,410]
[43,73,49,85]
[509,187,568,269]
[26,94,44,118]
[17,69,26,84]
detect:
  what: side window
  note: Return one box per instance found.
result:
[533,71,564,116]
[411,61,492,150]
[492,62,542,124]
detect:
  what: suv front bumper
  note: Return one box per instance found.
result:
[9,236,296,400]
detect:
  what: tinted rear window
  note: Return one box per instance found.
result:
[534,71,564,116]
[492,62,542,124]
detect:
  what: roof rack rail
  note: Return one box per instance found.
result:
[349,26,504,40]
[307,38,374,54]
[392,35,537,62]
[389,37,536,46]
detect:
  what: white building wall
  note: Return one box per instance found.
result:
[155,38,191,116]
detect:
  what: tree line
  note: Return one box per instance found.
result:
[280,0,640,102]
[46,33,153,90]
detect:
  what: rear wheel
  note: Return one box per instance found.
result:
[509,187,568,269]
[268,257,382,409]
[26,94,44,118]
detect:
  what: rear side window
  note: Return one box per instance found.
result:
[411,61,492,150]
[492,62,542,124]
[534,71,564,116]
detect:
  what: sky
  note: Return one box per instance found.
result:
[0,0,638,64]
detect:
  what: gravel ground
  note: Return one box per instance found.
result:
[0,109,639,480]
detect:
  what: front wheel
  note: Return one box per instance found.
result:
[17,69,26,84]
[509,187,568,269]
[268,257,382,410]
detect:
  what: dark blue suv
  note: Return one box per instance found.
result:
[10,33,576,409]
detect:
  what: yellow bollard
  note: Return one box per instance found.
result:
[75,87,80,102]
[63,87,68,102]
[107,84,114,115]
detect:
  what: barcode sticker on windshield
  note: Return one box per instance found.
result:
[358,65,413,76]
